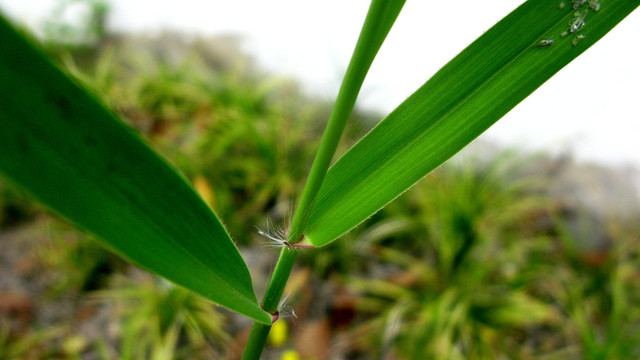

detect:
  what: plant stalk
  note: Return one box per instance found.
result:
[241,247,298,360]
[286,0,406,245]
[241,0,405,358]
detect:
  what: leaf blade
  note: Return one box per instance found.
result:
[0,16,270,324]
[304,0,640,246]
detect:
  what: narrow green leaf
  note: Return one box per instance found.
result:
[304,0,639,246]
[0,16,271,325]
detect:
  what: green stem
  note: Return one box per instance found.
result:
[261,247,299,314]
[286,0,406,245]
[241,248,298,360]
[241,322,271,360]
[241,1,405,358]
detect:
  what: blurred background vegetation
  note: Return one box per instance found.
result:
[1,1,640,359]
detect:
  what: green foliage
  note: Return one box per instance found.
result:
[344,154,560,358]
[304,0,640,246]
[42,0,109,46]
[0,16,269,324]
[549,222,640,360]
[0,324,55,360]
[95,273,230,360]
[38,222,122,294]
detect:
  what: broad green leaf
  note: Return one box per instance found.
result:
[0,16,271,324]
[304,0,639,246]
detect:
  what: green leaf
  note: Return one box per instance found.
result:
[304,0,640,247]
[0,16,271,325]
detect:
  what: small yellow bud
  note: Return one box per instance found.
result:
[281,349,301,360]
[268,320,288,347]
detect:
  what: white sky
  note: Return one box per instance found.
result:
[1,0,639,169]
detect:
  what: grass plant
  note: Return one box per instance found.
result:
[0,0,639,358]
